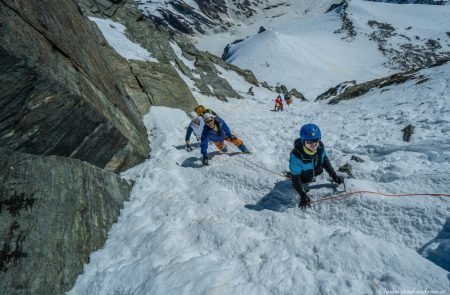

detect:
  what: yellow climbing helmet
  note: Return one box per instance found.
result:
[195,105,205,116]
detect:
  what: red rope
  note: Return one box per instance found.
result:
[230,154,450,207]
[310,190,450,206]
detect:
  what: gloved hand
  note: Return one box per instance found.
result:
[230,135,238,141]
[202,155,209,166]
[283,171,292,179]
[299,194,311,209]
[186,144,193,152]
[331,174,344,184]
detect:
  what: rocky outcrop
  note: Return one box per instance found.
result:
[76,0,126,16]
[326,59,448,104]
[196,0,228,20]
[129,59,200,109]
[315,80,356,101]
[330,1,450,70]
[79,0,248,103]
[261,81,273,91]
[202,51,258,86]
[323,59,447,104]
[275,84,288,95]
[134,0,240,35]
[289,88,307,101]
[338,163,353,178]
[331,1,357,41]
[0,0,150,173]
[328,71,418,104]
[367,20,450,71]
[78,0,200,113]
[273,85,307,101]
[138,1,221,35]
[0,148,133,294]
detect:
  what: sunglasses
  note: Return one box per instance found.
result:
[205,119,214,124]
[305,139,319,144]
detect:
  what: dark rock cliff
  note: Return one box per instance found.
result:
[0,0,149,294]
[0,148,132,294]
[0,0,150,173]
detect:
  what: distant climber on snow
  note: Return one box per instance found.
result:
[284,93,292,105]
[288,124,344,209]
[195,104,217,117]
[185,112,204,152]
[247,87,254,96]
[274,95,283,111]
[200,113,250,166]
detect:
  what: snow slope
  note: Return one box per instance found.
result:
[69,1,450,294]
[203,0,450,98]
[69,58,450,293]
[89,17,157,62]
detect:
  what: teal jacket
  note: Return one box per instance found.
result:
[289,139,337,195]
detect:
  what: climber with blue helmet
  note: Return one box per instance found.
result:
[289,123,344,209]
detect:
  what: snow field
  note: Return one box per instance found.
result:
[70,63,450,294]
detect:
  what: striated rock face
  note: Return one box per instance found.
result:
[77,0,126,16]
[0,0,150,173]
[0,1,150,294]
[0,148,133,294]
[129,59,201,109]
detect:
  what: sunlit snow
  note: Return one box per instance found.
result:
[89,17,157,62]
[70,1,450,294]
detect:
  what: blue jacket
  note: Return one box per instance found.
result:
[200,117,232,156]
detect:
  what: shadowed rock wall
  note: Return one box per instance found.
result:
[0,0,150,173]
[0,148,133,294]
[0,0,149,294]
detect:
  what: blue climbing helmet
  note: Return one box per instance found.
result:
[300,123,321,140]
